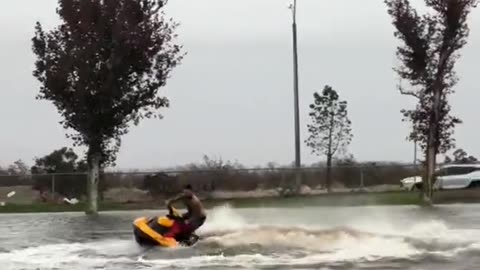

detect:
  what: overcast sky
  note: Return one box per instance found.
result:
[0,0,479,170]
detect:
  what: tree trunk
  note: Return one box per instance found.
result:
[423,141,434,206]
[326,105,335,193]
[423,88,441,206]
[422,48,449,205]
[86,151,101,215]
[326,153,332,193]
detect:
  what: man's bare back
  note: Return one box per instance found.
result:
[166,184,206,233]
[181,189,206,219]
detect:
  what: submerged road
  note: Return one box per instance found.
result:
[1,204,480,269]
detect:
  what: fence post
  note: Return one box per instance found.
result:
[51,174,55,201]
[360,168,364,189]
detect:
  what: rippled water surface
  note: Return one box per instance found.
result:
[1,204,480,270]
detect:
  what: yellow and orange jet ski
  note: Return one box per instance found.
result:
[132,206,199,248]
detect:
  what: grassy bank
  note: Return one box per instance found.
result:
[207,191,423,208]
[1,190,479,214]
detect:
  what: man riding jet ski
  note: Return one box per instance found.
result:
[133,184,207,248]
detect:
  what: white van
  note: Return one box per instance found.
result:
[400,164,480,191]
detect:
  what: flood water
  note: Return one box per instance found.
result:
[1,204,480,270]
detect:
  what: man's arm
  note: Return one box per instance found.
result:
[166,190,193,207]
[166,192,185,206]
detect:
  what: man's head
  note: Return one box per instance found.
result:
[183,184,192,191]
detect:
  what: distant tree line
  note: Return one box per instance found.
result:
[444,148,479,164]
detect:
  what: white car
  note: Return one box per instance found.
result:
[400,164,480,191]
[400,175,423,191]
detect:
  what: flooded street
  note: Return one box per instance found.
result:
[1,204,480,269]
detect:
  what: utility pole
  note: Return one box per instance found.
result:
[290,0,301,191]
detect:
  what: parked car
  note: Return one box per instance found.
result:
[400,175,423,191]
[400,164,480,191]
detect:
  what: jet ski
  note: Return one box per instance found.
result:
[132,205,199,248]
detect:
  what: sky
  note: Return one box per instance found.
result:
[0,0,479,170]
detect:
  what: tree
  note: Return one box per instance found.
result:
[305,85,353,192]
[7,160,30,175]
[32,0,183,214]
[31,147,85,174]
[31,147,92,198]
[385,0,477,204]
[444,148,478,164]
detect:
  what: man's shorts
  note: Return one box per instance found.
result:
[184,216,206,233]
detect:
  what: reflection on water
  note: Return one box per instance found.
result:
[1,204,480,270]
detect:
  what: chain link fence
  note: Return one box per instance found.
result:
[0,163,422,205]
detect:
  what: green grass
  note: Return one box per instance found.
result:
[205,191,422,208]
[3,189,480,213]
[0,201,152,213]
[0,191,425,214]
[0,202,87,213]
